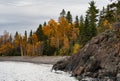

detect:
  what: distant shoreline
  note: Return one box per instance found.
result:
[0,56,69,64]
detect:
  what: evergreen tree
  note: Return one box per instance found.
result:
[79,15,84,43]
[66,11,72,23]
[97,7,109,33]
[105,4,115,23]
[15,31,19,38]
[116,1,120,16]
[43,22,47,26]
[59,9,66,21]
[30,30,33,37]
[25,31,27,38]
[83,15,90,44]
[28,30,33,44]
[75,16,79,28]
[98,7,105,26]
[24,30,27,56]
[116,2,120,22]
[9,34,13,44]
[86,1,98,38]
[36,24,47,41]
[14,31,21,56]
[60,9,66,17]
[109,1,120,21]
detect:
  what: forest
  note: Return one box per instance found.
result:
[0,0,120,56]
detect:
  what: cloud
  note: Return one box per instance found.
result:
[0,0,111,35]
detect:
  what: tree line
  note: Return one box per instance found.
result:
[0,1,120,56]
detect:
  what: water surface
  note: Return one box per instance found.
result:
[0,61,77,81]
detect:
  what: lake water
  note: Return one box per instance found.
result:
[0,61,77,81]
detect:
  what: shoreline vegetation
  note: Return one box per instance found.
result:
[0,56,68,64]
[1,0,120,56]
[0,0,120,81]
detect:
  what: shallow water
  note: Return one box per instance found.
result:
[0,61,77,81]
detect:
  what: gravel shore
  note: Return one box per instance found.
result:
[0,56,69,64]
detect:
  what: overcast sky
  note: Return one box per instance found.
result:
[0,0,111,35]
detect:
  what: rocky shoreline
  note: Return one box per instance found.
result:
[52,30,120,81]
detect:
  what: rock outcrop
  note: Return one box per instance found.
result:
[52,30,120,80]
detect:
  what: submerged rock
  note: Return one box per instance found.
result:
[52,30,120,80]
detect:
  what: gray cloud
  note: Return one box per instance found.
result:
[0,0,110,35]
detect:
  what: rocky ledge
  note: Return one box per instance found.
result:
[52,30,120,81]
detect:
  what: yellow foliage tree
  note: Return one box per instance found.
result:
[97,19,112,33]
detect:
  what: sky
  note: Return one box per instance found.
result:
[0,0,111,35]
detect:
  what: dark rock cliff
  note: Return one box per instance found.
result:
[52,30,120,80]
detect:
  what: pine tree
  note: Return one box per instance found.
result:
[97,7,109,33]
[43,22,47,26]
[36,24,47,41]
[60,9,66,17]
[66,11,72,24]
[9,34,13,44]
[79,15,85,44]
[109,1,120,21]
[86,1,98,38]
[105,4,115,23]
[28,30,33,44]
[83,15,90,43]
[14,32,21,56]
[15,31,19,38]
[23,31,27,56]
[25,31,27,38]
[80,14,92,45]
[75,16,79,28]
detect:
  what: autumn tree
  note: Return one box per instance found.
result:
[2,1,119,56]
[0,31,13,56]
[58,17,79,55]
[31,33,38,55]
[43,19,60,55]
[21,31,28,56]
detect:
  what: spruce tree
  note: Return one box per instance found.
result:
[66,11,72,23]
[79,15,84,43]
[86,1,98,38]
[105,5,115,23]
[24,31,27,38]
[80,15,90,45]
[15,31,19,38]
[83,15,90,44]
[43,22,47,26]
[28,30,33,44]
[75,16,79,28]
[36,24,47,41]
[60,9,66,18]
